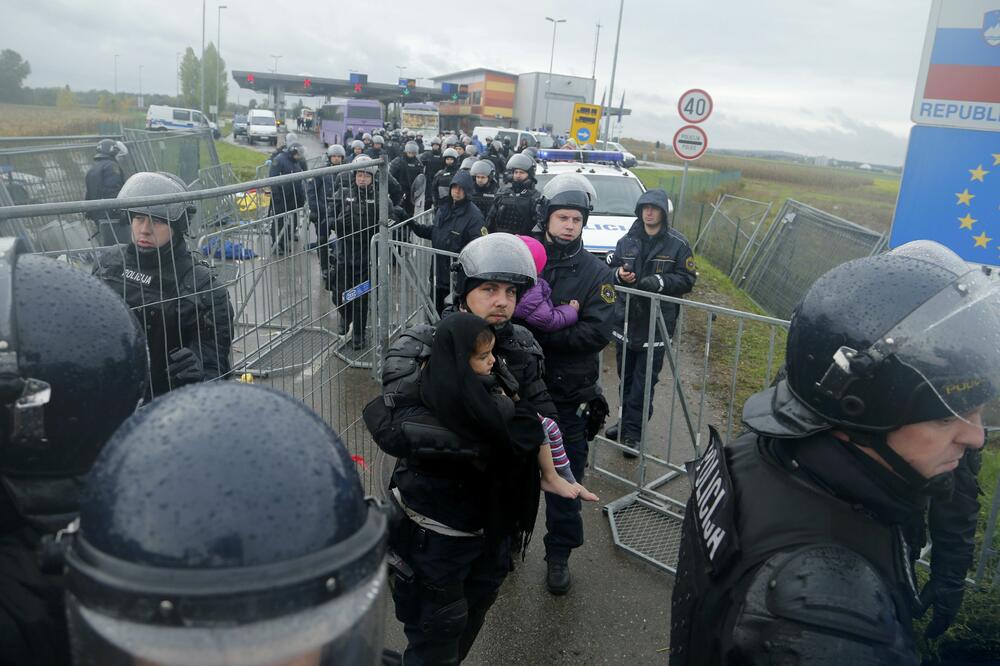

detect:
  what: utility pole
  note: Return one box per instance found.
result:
[216,4,227,122]
[591,22,601,103]
[544,16,566,129]
[603,0,624,144]
[176,52,181,99]
[113,54,119,97]
[138,65,144,109]
[200,0,206,114]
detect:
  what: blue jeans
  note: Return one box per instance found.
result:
[615,342,666,443]
[543,402,589,562]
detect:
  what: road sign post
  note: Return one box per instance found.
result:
[673,124,709,219]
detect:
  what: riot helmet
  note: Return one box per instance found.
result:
[443,135,458,148]
[61,382,388,666]
[523,146,538,160]
[327,144,347,159]
[352,154,379,175]
[539,173,596,240]
[460,157,476,171]
[743,241,1000,491]
[465,144,479,157]
[362,132,373,142]
[351,140,365,152]
[404,141,419,155]
[95,138,127,159]
[442,147,459,161]
[454,232,537,299]
[116,171,196,234]
[285,132,299,145]
[505,153,535,181]
[287,142,305,159]
[470,160,494,178]
[430,136,442,147]
[372,135,384,147]
[0,239,147,528]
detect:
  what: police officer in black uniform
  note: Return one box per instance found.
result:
[85,138,129,245]
[604,189,696,456]
[364,233,556,666]
[420,136,444,182]
[486,153,542,236]
[94,172,234,400]
[390,141,425,219]
[307,144,350,289]
[468,159,499,219]
[485,140,506,177]
[427,147,459,209]
[526,174,615,594]
[268,141,306,254]
[411,169,488,314]
[0,239,147,666]
[669,241,995,665]
[56,382,389,665]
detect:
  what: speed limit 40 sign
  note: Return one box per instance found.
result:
[678,89,713,124]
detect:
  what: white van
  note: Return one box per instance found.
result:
[246,109,278,146]
[146,105,219,138]
[472,126,555,150]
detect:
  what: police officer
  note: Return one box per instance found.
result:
[0,239,147,666]
[367,133,386,160]
[348,139,366,162]
[669,241,995,664]
[59,382,389,665]
[427,147,459,209]
[604,189,696,456]
[485,153,541,236]
[365,233,555,666]
[411,169,488,314]
[421,136,444,183]
[307,144,350,289]
[343,125,355,145]
[333,155,381,349]
[94,172,234,400]
[453,140,467,164]
[485,140,506,176]
[85,138,129,245]
[526,174,615,595]
[390,141,426,218]
[361,131,373,148]
[468,159,499,219]
[268,141,306,254]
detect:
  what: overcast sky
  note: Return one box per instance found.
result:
[3,0,933,164]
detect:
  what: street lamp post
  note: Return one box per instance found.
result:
[176,52,181,99]
[138,65,144,110]
[603,0,625,144]
[113,54,119,97]
[216,4,227,122]
[544,16,566,130]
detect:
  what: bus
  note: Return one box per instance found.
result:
[401,103,440,137]
[318,99,384,145]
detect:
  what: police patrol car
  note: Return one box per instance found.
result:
[535,149,665,255]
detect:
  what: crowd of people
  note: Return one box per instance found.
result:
[0,133,988,665]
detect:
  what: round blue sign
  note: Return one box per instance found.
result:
[576,127,591,143]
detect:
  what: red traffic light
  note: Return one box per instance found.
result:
[303,78,312,88]
[246,73,255,83]
[354,83,363,93]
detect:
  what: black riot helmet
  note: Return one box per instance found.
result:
[454,232,536,300]
[117,171,196,235]
[470,159,494,179]
[539,172,597,228]
[62,382,388,666]
[505,152,535,181]
[0,240,147,527]
[95,138,128,159]
[743,240,1000,490]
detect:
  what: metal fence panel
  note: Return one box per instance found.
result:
[738,199,886,318]
[692,194,772,279]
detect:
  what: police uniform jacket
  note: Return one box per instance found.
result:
[527,233,615,404]
[95,242,233,399]
[333,180,381,274]
[469,179,499,219]
[389,154,425,202]
[268,150,304,214]
[412,171,487,292]
[83,156,125,221]
[670,427,922,665]
[608,195,696,349]
[306,167,351,228]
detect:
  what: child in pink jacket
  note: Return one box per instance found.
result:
[513,235,580,331]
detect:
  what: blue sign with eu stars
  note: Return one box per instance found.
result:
[891,125,1000,266]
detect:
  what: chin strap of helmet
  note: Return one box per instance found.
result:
[843,429,955,499]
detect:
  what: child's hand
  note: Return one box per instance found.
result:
[574,483,599,502]
[569,299,580,311]
[541,475,581,499]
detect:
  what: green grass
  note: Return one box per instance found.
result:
[215,140,267,181]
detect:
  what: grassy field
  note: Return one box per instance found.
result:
[215,139,267,181]
[0,103,145,137]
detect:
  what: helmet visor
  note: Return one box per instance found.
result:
[67,569,387,666]
[879,268,1000,430]
[541,173,597,208]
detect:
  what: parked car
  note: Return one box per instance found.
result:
[246,109,278,146]
[594,140,638,167]
[472,125,555,150]
[232,114,248,138]
[146,104,219,138]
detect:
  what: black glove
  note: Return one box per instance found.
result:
[167,347,204,386]
[918,577,966,639]
[636,274,665,293]
[585,393,610,441]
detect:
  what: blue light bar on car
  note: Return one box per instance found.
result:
[535,149,625,163]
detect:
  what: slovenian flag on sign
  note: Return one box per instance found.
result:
[924,9,1000,104]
